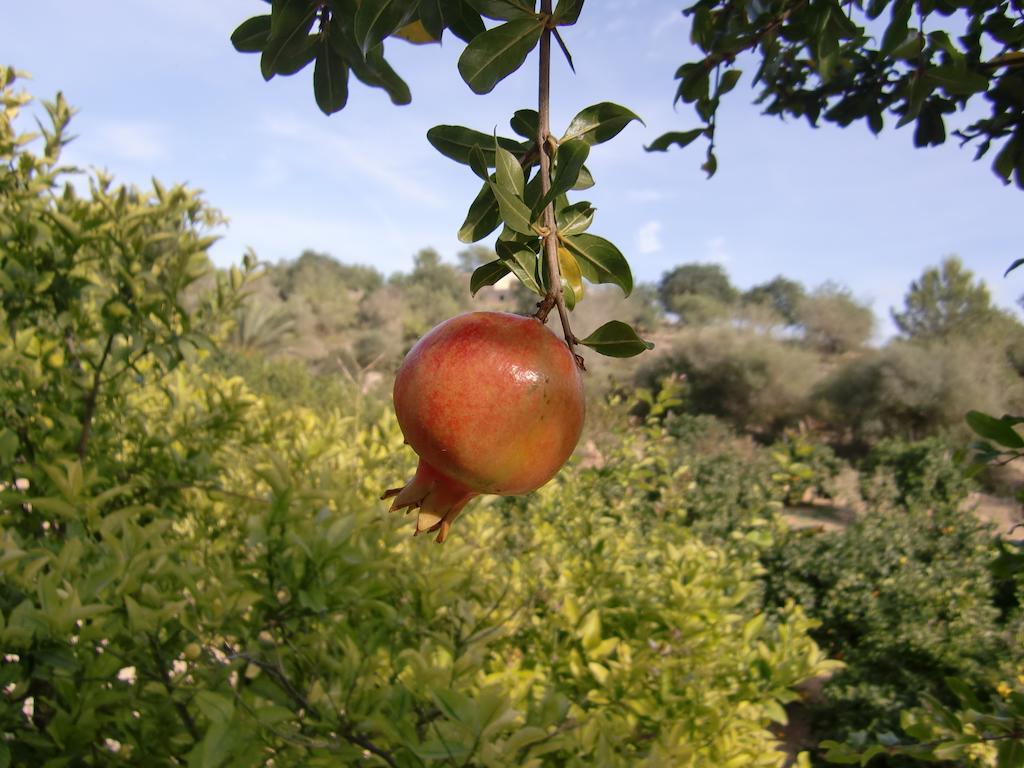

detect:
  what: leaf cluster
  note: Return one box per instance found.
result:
[655,0,1024,186]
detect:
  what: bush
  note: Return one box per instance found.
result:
[762,503,1010,749]
[0,74,835,768]
[638,327,821,435]
[859,436,974,509]
[815,339,1024,444]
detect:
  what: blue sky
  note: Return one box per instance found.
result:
[4,1,1022,333]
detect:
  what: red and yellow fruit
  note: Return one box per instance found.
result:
[383,311,584,542]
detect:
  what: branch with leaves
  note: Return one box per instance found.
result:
[230,0,655,361]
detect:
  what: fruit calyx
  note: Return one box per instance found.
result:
[381,459,476,543]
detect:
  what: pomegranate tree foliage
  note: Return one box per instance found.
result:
[0,71,840,765]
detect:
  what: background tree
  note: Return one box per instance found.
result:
[658,262,738,322]
[892,256,999,340]
[798,283,875,355]
[743,276,807,326]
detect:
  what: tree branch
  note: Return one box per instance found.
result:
[77,334,115,459]
[534,1,579,363]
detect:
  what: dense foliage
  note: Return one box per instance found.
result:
[1,73,840,767]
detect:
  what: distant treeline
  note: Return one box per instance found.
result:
[227,249,1024,449]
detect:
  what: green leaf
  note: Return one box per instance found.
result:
[471,260,512,295]
[195,691,236,724]
[261,1,317,80]
[426,125,524,166]
[465,0,537,20]
[645,129,704,152]
[573,164,594,189]
[418,0,445,40]
[562,233,633,295]
[553,0,585,25]
[966,410,1024,449]
[717,68,742,95]
[490,139,533,234]
[442,0,486,43]
[231,15,272,53]
[563,102,643,146]
[458,18,544,95]
[458,182,502,243]
[314,35,349,114]
[998,739,1024,768]
[496,240,543,295]
[469,145,489,181]
[556,201,595,236]
[353,45,412,104]
[537,139,589,212]
[580,321,654,357]
[354,0,418,54]
[511,109,538,139]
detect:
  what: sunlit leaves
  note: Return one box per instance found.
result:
[558,246,583,308]
[458,18,545,94]
[580,320,654,357]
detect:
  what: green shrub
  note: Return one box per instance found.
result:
[762,503,1009,748]
[768,437,844,506]
[638,327,821,435]
[815,340,1024,444]
[0,73,835,768]
[859,436,973,508]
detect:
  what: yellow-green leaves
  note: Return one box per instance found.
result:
[458,18,545,95]
[579,320,654,357]
[558,246,583,309]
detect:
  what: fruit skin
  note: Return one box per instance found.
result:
[384,311,585,542]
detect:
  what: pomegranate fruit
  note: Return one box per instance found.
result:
[383,311,585,542]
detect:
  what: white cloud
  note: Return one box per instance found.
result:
[637,220,662,255]
[627,188,665,202]
[261,114,443,209]
[96,120,167,161]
